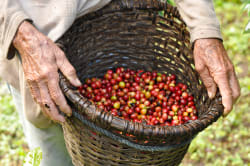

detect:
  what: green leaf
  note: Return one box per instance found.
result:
[24,147,42,166]
[244,21,250,33]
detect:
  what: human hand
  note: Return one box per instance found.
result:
[13,21,81,123]
[193,38,240,116]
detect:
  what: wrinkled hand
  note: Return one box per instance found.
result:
[193,39,240,116]
[13,21,81,123]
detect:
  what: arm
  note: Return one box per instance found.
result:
[0,0,30,59]
[174,0,240,116]
[0,0,82,123]
[13,21,82,123]
[174,0,222,42]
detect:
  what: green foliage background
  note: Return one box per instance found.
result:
[0,0,249,165]
[23,147,42,166]
[0,83,28,166]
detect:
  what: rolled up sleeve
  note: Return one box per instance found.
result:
[0,0,31,59]
[174,0,223,43]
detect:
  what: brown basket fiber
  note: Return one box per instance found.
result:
[57,0,224,165]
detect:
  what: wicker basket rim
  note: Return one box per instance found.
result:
[59,0,223,140]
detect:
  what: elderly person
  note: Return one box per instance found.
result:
[0,0,240,165]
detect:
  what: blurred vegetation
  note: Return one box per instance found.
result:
[0,83,28,166]
[242,0,250,33]
[182,0,250,165]
[23,147,42,166]
[0,0,249,166]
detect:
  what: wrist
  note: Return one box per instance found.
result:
[194,38,223,50]
[13,21,37,48]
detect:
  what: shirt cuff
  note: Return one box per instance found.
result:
[190,28,223,43]
[3,11,31,60]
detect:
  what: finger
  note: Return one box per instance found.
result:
[26,80,52,119]
[27,79,42,104]
[38,80,65,123]
[229,70,241,103]
[40,103,53,120]
[47,71,72,116]
[194,56,217,98]
[43,101,65,124]
[54,48,81,87]
[198,67,217,99]
[213,72,233,116]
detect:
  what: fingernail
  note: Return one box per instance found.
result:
[223,108,231,118]
[66,105,72,116]
[223,113,228,118]
[60,117,66,123]
[208,91,213,98]
[75,79,82,86]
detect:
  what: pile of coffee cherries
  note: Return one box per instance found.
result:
[78,67,198,126]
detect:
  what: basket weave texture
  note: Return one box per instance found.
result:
[58,0,224,165]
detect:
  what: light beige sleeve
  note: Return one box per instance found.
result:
[0,0,31,59]
[76,0,111,18]
[174,0,223,43]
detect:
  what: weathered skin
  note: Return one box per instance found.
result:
[13,21,81,123]
[194,38,240,116]
[13,21,240,122]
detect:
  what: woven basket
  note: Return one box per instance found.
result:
[57,0,224,165]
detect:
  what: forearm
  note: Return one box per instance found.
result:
[174,0,222,42]
[174,1,240,115]
[0,0,31,59]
